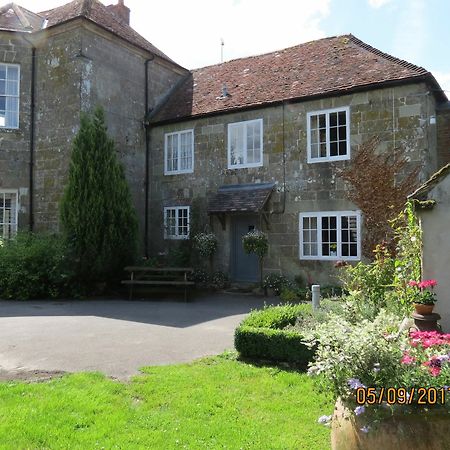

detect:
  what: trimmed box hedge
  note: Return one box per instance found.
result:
[234,304,315,365]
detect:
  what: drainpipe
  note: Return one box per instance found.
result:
[23,37,36,231]
[272,101,287,214]
[144,55,155,257]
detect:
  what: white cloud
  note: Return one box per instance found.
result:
[368,0,393,8]
[17,0,330,69]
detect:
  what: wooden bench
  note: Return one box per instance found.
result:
[121,267,194,302]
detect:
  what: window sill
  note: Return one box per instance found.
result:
[307,155,350,164]
[164,170,194,176]
[227,162,263,170]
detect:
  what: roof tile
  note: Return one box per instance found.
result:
[152,34,435,123]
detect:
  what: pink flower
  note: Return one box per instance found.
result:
[408,280,419,287]
[418,279,438,290]
[401,353,416,365]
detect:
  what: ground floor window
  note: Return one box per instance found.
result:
[299,210,360,260]
[164,206,190,239]
[0,190,18,239]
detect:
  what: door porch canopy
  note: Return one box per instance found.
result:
[207,182,275,229]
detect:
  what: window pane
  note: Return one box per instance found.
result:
[330,142,338,157]
[230,125,244,166]
[0,80,4,96]
[330,112,338,127]
[7,66,19,81]
[338,111,346,125]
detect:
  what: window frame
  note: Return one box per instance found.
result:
[164,129,194,175]
[0,63,20,130]
[306,106,350,163]
[0,189,19,239]
[227,118,263,169]
[299,210,361,261]
[163,206,190,240]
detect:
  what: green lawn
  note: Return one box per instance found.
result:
[0,354,332,449]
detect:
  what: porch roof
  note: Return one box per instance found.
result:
[208,182,275,214]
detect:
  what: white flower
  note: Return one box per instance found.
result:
[317,415,332,425]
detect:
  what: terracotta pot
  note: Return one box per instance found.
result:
[414,303,435,315]
[331,398,450,450]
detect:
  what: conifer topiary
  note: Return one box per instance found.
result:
[60,107,138,285]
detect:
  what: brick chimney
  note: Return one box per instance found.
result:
[107,0,130,25]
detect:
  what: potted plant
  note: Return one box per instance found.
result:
[305,311,450,450]
[242,230,268,288]
[408,279,437,315]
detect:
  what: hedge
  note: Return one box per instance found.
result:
[234,303,315,366]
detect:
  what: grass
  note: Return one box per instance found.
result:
[0,353,333,449]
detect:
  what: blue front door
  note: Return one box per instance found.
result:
[231,215,259,282]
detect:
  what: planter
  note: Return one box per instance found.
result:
[414,303,435,315]
[332,398,450,450]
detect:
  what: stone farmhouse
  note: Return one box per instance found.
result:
[1,0,449,284]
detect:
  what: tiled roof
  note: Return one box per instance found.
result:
[409,163,450,201]
[208,183,275,214]
[0,0,177,64]
[152,34,443,124]
[39,0,175,63]
[0,3,44,31]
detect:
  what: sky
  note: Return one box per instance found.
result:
[16,0,450,95]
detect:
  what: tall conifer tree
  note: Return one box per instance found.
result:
[60,107,138,284]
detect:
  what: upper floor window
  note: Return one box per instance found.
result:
[164,206,190,239]
[299,210,360,261]
[164,130,194,175]
[228,119,263,169]
[0,190,18,239]
[307,107,350,163]
[0,63,20,129]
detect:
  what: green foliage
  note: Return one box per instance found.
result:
[390,201,422,307]
[189,268,209,285]
[209,271,230,289]
[235,303,320,365]
[234,326,314,366]
[305,310,404,403]
[262,273,290,295]
[193,233,218,258]
[338,244,396,321]
[279,287,299,303]
[0,232,78,300]
[60,107,138,285]
[242,230,268,259]
[166,242,191,267]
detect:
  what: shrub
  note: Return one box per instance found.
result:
[210,271,229,290]
[0,233,77,300]
[234,303,318,365]
[189,268,209,285]
[280,287,299,303]
[263,273,290,295]
[193,233,218,258]
[60,107,138,287]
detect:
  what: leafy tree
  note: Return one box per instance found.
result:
[60,107,138,285]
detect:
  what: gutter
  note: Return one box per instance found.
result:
[150,73,447,127]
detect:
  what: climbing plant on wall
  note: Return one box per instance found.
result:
[338,136,420,258]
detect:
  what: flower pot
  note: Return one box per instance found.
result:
[331,398,450,450]
[414,303,434,315]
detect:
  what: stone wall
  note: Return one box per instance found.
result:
[418,174,450,331]
[0,33,34,229]
[437,106,450,167]
[1,22,186,241]
[149,82,439,284]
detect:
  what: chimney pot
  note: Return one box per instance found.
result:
[107,0,130,25]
